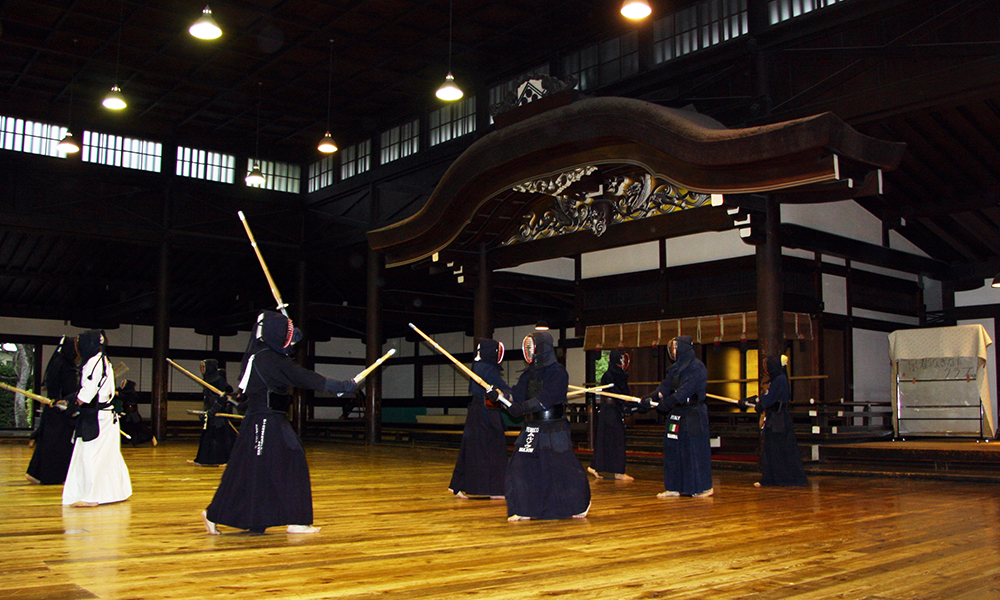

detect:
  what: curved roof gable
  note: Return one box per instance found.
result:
[368,96,905,268]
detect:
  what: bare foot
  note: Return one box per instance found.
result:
[586,466,602,479]
[152,436,158,447]
[70,501,99,507]
[692,487,714,498]
[187,460,198,465]
[753,482,761,488]
[613,473,634,481]
[287,525,320,534]
[490,495,505,500]
[454,490,469,499]
[202,510,219,535]
[507,514,531,522]
[657,490,680,498]
[573,502,591,519]
[25,473,40,484]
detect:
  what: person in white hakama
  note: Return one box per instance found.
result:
[62,330,132,507]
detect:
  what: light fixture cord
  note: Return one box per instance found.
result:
[326,39,334,132]
[114,0,124,85]
[447,0,454,72]
[68,39,78,129]
[255,82,262,162]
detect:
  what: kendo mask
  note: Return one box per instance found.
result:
[255,310,303,355]
[610,349,630,372]
[475,338,504,364]
[77,330,106,363]
[667,335,694,363]
[522,331,556,367]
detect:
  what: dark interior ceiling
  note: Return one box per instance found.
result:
[1,0,999,343]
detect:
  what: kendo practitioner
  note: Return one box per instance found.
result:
[62,330,132,507]
[117,379,156,447]
[739,355,808,488]
[449,338,512,499]
[588,349,634,481]
[491,331,591,521]
[25,335,80,485]
[639,335,713,498]
[202,310,357,535]
[190,359,236,466]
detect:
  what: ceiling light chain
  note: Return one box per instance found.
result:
[318,38,338,154]
[103,0,127,110]
[246,82,266,186]
[436,0,463,101]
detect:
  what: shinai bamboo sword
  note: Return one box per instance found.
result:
[166,358,228,397]
[408,323,512,407]
[0,381,131,438]
[238,210,289,316]
[353,348,396,384]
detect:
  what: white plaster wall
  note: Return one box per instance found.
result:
[381,364,414,399]
[854,328,892,404]
[315,336,366,359]
[957,282,1000,307]
[665,229,750,267]
[822,273,848,315]
[498,257,575,280]
[923,278,943,313]
[581,242,659,278]
[783,201,882,245]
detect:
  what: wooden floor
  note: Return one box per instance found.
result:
[4,441,1000,600]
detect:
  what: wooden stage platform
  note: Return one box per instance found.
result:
[3,439,1000,600]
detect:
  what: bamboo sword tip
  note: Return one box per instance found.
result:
[387,348,397,355]
[407,322,416,329]
[238,210,245,220]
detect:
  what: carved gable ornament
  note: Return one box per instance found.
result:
[505,167,712,245]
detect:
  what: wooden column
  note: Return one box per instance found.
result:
[474,243,492,340]
[365,245,384,445]
[756,197,783,369]
[151,241,170,440]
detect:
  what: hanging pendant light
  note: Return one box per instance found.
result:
[621,0,652,19]
[58,39,81,154]
[317,39,338,154]
[57,132,81,154]
[246,82,267,186]
[189,5,222,40]
[245,164,266,186]
[102,86,127,110]
[435,0,463,101]
[103,0,127,110]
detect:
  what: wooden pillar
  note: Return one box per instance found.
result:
[151,241,170,440]
[756,197,783,370]
[292,258,309,434]
[474,243,492,340]
[365,245,384,445]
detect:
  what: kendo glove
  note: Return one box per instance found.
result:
[506,401,526,418]
[325,378,358,396]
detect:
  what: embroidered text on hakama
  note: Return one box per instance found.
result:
[519,426,539,453]
[255,418,268,455]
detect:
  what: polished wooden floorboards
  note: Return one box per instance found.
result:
[3,439,1000,600]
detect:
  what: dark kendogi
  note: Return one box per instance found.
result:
[642,335,713,497]
[741,355,808,487]
[192,359,236,466]
[590,349,630,476]
[500,331,590,520]
[449,338,511,498]
[205,310,356,533]
[25,335,79,485]
[117,379,155,446]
